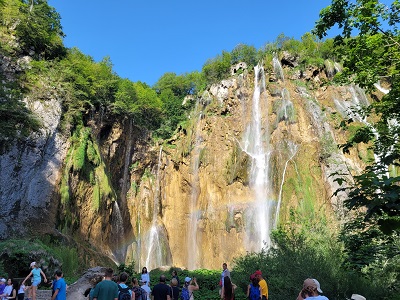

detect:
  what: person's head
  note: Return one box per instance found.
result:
[120,272,128,283]
[142,267,148,274]
[254,270,262,280]
[184,277,191,286]
[171,278,178,287]
[7,278,12,286]
[312,278,323,294]
[0,278,5,285]
[351,294,366,300]
[172,270,177,277]
[301,278,318,298]
[132,278,139,286]
[30,262,37,269]
[222,263,227,270]
[104,268,114,279]
[250,274,259,286]
[159,275,166,283]
[55,270,63,279]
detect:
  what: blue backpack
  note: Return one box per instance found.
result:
[249,284,260,300]
[180,287,191,300]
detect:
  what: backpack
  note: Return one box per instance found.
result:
[180,287,191,300]
[132,286,147,300]
[118,285,131,300]
[249,284,260,300]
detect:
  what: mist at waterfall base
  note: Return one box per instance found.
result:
[110,62,300,271]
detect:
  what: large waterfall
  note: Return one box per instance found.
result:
[242,64,275,250]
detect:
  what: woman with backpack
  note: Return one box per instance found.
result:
[220,276,236,300]
[247,274,261,300]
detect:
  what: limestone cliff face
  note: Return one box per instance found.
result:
[0,57,375,271]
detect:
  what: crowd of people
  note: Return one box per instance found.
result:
[0,261,367,300]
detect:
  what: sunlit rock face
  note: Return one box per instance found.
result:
[1,57,374,271]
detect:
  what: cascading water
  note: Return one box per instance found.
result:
[144,146,171,270]
[111,201,125,262]
[274,141,298,227]
[187,102,203,270]
[242,63,274,250]
[273,56,285,81]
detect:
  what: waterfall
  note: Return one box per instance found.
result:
[121,119,134,206]
[187,102,203,270]
[111,201,125,262]
[273,56,285,81]
[274,141,298,227]
[242,63,274,250]
[144,146,171,270]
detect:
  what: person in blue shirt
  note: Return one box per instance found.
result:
[51,271,67,300]
[22,262,48,300]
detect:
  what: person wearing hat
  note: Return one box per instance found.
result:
[182,277,198,300]
[0,278,6,297]
[351,294,366,300]
[254,271,268,300]
[22,262,48,300]
[297,278,328,300]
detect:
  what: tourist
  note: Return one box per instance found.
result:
[0,278,16,300]
[141,268,150,287]
[298,278,329,300]
[92,268,118,300]
[17,280,27,300]
[51,271,66,300]
[151,275,171,300]
[247,274,261,300]
[170,278,179,300]
[254,271,268,300]
[117,272,132,300]
[140,279,151,300]
[22,262,48,300]
[185,277,199,300]
[0,279,6,297]
[220,263,230,288]
[220,276,236,300]
[171,270,180,288]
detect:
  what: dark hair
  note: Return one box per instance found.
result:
[132,277,138,285]
[120,272,128,283]
[251,277,259,286]
[172,270,177,276]
[159,275,166,283]
[55,270,63,277]
[105,268,114,278]
[223,276,233,300]
[142,267,148,274]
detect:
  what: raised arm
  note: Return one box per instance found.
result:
[22,271,33,284]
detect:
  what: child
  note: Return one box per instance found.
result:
[22,262,48,300]
[17,280,27,300]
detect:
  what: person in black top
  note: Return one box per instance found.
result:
[151,275,171,300]
[170,278,179,300]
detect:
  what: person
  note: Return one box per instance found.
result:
[254,271,268,300]
[92,268,119,300]
[151,275,171,300]
[51,271,66,300]
[17,280,27,300]
[141,268,150,287]
[22,262,48,300]
[132,278,145,300]
[247,274,261,300]
[351,294,366,300]
[170,278,179,300]
[220,263,230,288]
[0,278,16,300]
[171,271,180,288]
[220,276,235,300]
[118,272,133,300]
[185,277,199,300]
[140,280,151,300]
[298,278,329,300]
[0,279,5,297]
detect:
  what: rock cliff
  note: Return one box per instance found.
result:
[0,57,378,271]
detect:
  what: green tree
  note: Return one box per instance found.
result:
[313,0,400,285]
[202,51,232,84]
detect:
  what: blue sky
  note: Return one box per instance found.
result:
[48,1,335,86]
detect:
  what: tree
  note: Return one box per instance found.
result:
[313,0,400,286]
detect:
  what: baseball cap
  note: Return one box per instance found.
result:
[184,277,191,282]
[312,278,323,294]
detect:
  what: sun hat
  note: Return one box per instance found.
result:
[30,262,36,268]
[184,277,191,282]
[312,278,323,294]
[254,270,262,276]
[351,294,366,300]
[0,278,6,283]
[303,278,317,290]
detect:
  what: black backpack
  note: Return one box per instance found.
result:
[132,286,147,300]
[118,285,131,300]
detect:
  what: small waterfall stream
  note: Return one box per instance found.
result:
[111,201,125,262]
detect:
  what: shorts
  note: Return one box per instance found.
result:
[32,279,41,286]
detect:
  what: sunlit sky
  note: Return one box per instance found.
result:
[48,1,337,86]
